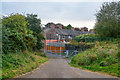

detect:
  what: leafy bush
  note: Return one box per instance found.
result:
[96,51,109,59]
[2,13,44,54]
[99,61,108,66]
[71,41,118,66]
[70,41,95,51]
[70,41,119,77]
[94,2,120,38]
[25,14,45,50]
[71,53,97,66]
[75,34,114,42]
[39,53,47,57]
[99,56,118,66]
[2,51,47,79]
[105,56,118,65]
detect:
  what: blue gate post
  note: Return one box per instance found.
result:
[66,50,69,57]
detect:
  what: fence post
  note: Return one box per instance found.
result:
[66,50,69,57]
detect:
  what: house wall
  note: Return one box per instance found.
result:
[65,35,69,42]
[59,35,69,42]
[45,28,71,42]
[44,28,72,53]
[46,29,57,40]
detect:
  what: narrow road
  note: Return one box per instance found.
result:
[18,58,116,78]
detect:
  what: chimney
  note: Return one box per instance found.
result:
[81,28,85,32]
[43,33,46,36]
[71,27,74,31]
[50,24,55,29]
[89,29,94,32]
[58,25,62,29]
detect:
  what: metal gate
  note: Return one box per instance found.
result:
[44,42,66,58]
[44,42,78,58]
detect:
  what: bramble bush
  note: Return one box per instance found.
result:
[71,41,118,66]
[2,13,43,54]
[74,34,114,42]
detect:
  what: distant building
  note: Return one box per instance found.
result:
[80,27,88,32]
[56,23,65,29]
[74,27,81,31]
[89,29,94,32]
[43,24,94,53]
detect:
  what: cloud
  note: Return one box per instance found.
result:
[41,18,96,29]
[2,2,100,29]
[2,2,106,29]
[1,0,119,2]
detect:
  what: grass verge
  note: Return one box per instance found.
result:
[2,51,48,79]
[70,41,119,77]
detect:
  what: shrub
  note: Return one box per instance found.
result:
[97,51,109,59]
[2,14,38,54]
[88,54,97,63]
[105,56,118,65]
[99,61,108,66]
[2,51,47,79]
[74,34,114,42]
[71,53,97,66]
[94,2,120,38]
[71,41,118,66]
[39,53,47,57]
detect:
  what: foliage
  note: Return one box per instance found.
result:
[2,28,26,53]
[2,13,47,79]
[70,41,95,51]
[74,27,80,31]
[25,14,42,33]
[2,51,47,79]
[2,13,45,54]
[71,41,118,66]
[39,53,47,57]
[2,14,38,53]
[94,2,120,38]
[70,41,119,77]
[45,22,55,28]
[74,34,114,42]
[25,14,45,50]
[65,24,72,30]
[81,27,88,31]
[56,23,65,29]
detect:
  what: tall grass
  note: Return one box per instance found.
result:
[70,41,119,77]
[2,51,47,79]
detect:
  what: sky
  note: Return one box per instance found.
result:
[1,0,118,29]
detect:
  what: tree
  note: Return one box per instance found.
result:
[81,27,88,31]
[65,24,72,30]
[25,14,44,50]
[56,23,64,29]
[2,14,37,53]
[94,2,120,38]
[74,27,80,31]
[45,22,55,28]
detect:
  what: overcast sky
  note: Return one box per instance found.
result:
[1,0,117,29]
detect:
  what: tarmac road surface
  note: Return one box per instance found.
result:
[18,58,117,78]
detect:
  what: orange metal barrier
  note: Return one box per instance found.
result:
[46,45,65,53]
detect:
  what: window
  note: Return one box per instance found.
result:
[49,34,51,39]
[62,35,65,39]
[68,36,72,39]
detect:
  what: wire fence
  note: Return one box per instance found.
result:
[45,49,78,58]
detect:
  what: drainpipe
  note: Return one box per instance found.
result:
[66,50,69,57]
[58,35,60,43]
[44,40,46,53]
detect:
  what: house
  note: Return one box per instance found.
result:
[80,27,88,32]
[43,23,94,53]
[89,29,94,32]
